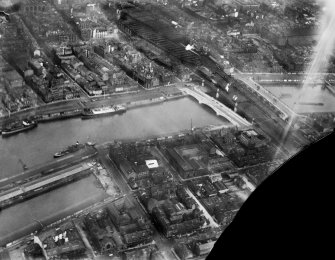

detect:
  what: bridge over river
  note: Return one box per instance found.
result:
[182,86,252,129]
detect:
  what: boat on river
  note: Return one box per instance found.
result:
[81,105,126,119]
[1,120,38,138]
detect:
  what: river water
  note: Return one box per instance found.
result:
[0,97,231,246]
[0,174,107,246]
[0,97,230,179]
[264,85,335,113]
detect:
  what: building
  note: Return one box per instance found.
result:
[21,0,48,15]
[53,0,70,10]
[174,244,193,260]
[238,129,268,148]
[106,198,153,248]
[259,25,318,47]
[167,144,222,179]
[86,3,96,13]
[28,59,43,76]
[56,46,76,63]
[212,180,229,194]
[188,178,217,198]
[84,211,122,254]
[167,148,199,179]
[152,205,204,238]
[81,28,92,41]
[145,185,204,238]
[194,240,216,256]
[38,222,86,260]
[234,0,260,11]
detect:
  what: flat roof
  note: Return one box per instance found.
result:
[46,241,85,256]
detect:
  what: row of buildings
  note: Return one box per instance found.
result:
[37,221,86,260]
[24,130,265,259]
[186,176,242,226]
[212,128,273,167]
[109,135,223,244]
[109,143,174,190]
[140,184,206,238]
[166,140,236,179]
[0,56,37,115]
[109,131,254,243]
[0,11,41,114]
[96,39,175,89]
[176,0,318,73]
[57,46,136,95]
[58,48,107,96]
[83,197,153,254]
[20,0,79,46]
[71,5,120,42]
[174,239,216,259]
[24,51,81,102]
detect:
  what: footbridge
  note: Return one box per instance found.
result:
[182,86,252,128]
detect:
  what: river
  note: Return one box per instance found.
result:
[263,84,335,113]
[0,174,107,246]
[0,97,231,179]
[0,97,232,246]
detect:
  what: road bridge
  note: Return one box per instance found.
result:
[182,86,252,128]
[233,72,297,121]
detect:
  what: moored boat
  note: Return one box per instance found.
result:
[1,120,38,138]
[81,104,126,119]
[54,141,85,158]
